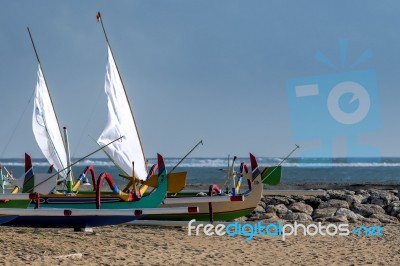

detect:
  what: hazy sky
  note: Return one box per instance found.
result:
[1,1,400,159]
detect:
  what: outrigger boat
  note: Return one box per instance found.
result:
[0,153,199,228]
[142,153,281,222]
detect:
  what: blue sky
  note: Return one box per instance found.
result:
[1,1,400,159]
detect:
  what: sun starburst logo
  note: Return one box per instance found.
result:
[287,39,381,160]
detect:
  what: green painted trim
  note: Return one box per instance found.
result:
[0,200,31,208]
[143,208,253,221]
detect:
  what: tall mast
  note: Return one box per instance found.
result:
[96,12,147,164]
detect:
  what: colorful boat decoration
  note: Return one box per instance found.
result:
[0,164,16,194]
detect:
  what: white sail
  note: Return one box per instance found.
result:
[97,47,148,180]
[32,64,68,179]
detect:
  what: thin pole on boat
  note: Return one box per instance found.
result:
[261,144,300,183]
[63,127,73,192]
[33,136,124,190]
[169,140,203,174]
[222,155,237,191]
[96,12,147,164]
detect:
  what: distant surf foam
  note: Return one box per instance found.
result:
[1,157,400,168]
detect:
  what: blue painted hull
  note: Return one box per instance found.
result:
[0,215,18,225]
[3,215,142,228]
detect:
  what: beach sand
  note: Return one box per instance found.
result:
[1,222,399,266]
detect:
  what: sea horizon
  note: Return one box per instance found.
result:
[2,157,400,185]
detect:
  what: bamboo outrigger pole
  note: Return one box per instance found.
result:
[96,12,147,165]
[33,136,124,190]
[169,140,203,174]
[261,144,300,183]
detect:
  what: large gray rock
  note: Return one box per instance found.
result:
[326,215,348,223]
[335,208,362,223]
[357,217,381,223]
[258,201,267,210]
[282,211,313,221]
[355,190,370,196]
[370,213,399,224]
[246,214,261,221]
[319,199,349,209]
[288,202,314,216]
[351,203,385,218]
[304,197,322,209]
[265,205,277,214]
[262,213,280,221]
[326,190,347,200]
[312,207,337,219]
[386,201,400,217]
[275,204,290,218]
[262,196,290,206]
[252,205,265,214]
[367,190,399,207]
[344,194,367,205]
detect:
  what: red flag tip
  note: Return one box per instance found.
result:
[96,12,101,21]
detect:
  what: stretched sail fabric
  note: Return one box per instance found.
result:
[97,47,147,180]
[32,64,68,178]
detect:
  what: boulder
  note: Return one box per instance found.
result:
[262,196,291,206]
[344,194,367,205]
[252,205,265,214]
[351,203,385,218]
[288,202,314,216]
[258,201,267,210]
[319,199,349,209]
[335,208,361,223]
[275,204,290,218]
[304,197,322,209]
[318,193,330,202]
[265,205,277,214]
[367,190,399,207]
[327,190,354,201]
[262,213,280,221]
[282,211,313,221]
[386,201,400,217]
[370,213,399,224]
[312,207,337,219]
[357,217,381,223]
[326,190,347,200]
[326,215,348,223]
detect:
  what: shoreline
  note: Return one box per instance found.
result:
[184,182,400,191]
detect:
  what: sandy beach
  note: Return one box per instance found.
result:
[1,222,399,266]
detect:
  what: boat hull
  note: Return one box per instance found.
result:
[2,171,168,227]
[143,174,263,221]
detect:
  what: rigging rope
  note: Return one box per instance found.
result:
[71,88,102,159]
[0,88,35,159]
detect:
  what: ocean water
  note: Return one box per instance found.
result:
[1,157,400,186]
